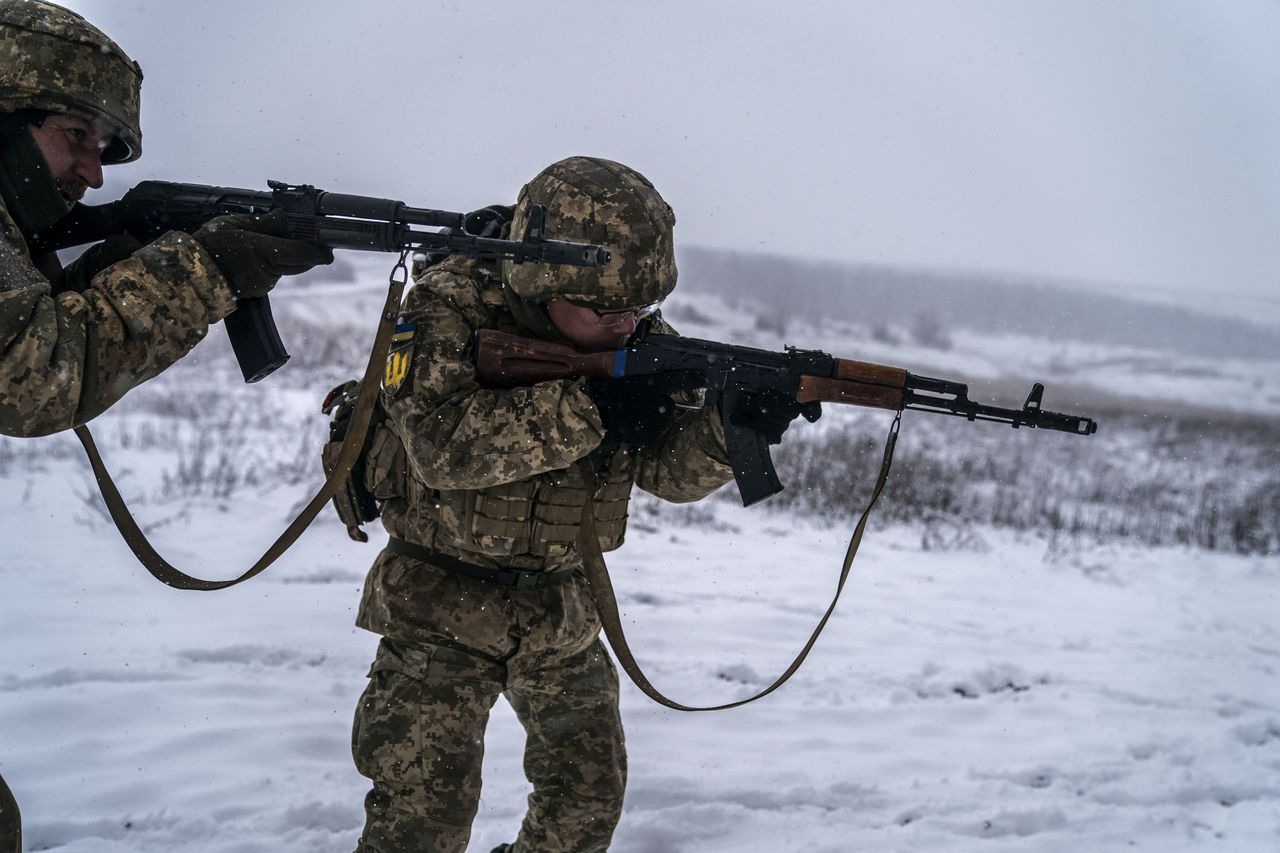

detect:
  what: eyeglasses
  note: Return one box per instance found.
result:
[573,300,663,327]
[43,118,112,160]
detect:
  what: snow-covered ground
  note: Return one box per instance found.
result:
[2,266,1277,851]
[2,461,1277,852]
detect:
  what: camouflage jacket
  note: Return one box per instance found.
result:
[356,256,733,641]
[0,199,236,436]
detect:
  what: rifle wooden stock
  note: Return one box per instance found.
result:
[474,329,617,387]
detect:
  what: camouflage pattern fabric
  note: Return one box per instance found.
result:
[358,255,731,589]
[504,157,677,310]
[353,567,624,853]
[0,199,237,436]
[353,255,732,850]
[0,0,144,162]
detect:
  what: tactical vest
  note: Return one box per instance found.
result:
[324,389,635,565]
[420,450,633,561]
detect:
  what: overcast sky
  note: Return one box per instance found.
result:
[65,0,1280,308]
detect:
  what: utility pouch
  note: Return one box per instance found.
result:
[321,380,383,542]
[363,424,408,501]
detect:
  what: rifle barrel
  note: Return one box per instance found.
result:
[903,386,1097,434]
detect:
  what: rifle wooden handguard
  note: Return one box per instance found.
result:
[795,359,907,411]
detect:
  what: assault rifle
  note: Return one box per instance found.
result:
[31,181,610,382]
[474,329,1098,506]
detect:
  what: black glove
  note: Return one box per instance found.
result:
[417,205,514,269]
[464,204,514,238]
[725,388,821,445]
[194,209,334,299]
[585,376,680,455]
[58,234,144,294]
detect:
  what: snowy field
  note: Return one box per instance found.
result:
[2,262,1278,852]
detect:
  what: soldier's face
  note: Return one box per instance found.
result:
[28,114,107,203]
[546,299,639,350]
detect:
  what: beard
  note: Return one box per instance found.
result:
[55,177,87,204]
[56,178,85,201]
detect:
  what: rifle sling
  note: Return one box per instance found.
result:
[577,411,901,711]
[73,262,409,591]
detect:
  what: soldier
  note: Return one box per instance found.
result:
[350,157,807,852]
[0,1,331,847]
[0,0,332,437]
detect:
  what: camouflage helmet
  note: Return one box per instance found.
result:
[506,156,677,310]
[0,0,143,164]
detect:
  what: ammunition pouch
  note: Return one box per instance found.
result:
[432,456,633,561]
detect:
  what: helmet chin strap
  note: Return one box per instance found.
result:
[500,276,572,344]
[0,114,72,241]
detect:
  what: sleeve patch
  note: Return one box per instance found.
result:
[383,321,417,398]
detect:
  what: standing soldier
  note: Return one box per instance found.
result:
[0,0,332,436]
[0,1,332,847]
[350,157,806,852]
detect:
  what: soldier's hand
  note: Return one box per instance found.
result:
[726,388,821,445]
[194,209,334,299]
[59,234,144,294]
[585,376,679,452]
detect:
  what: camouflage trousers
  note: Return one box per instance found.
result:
[352,574,626,853]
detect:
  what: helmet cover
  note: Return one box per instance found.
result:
[0,0,143,163]
[506,156,676,309]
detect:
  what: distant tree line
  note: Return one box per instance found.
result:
[678,246,1280,361]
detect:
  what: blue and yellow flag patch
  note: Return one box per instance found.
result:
[383,321,416,398]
